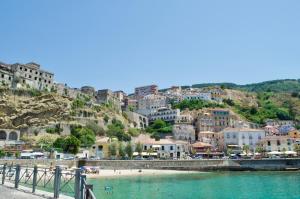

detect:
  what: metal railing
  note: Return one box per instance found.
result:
[0,164,96,199]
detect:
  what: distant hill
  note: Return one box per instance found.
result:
[191,79,300,93]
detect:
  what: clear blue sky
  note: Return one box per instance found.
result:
[1,0,300,93]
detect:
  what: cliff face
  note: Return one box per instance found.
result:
[0,92,71,129]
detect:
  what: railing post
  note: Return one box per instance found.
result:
[80,175,86,199]
[32,166,38,193]
[14,164,21,188]
[74,168,81,199]
[53,166,62,199]
[2,164,6,184]
[86,184,94,199]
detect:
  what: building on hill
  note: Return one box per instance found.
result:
[223,128,266,152]
[183,92,212,101]
[149,108,180,123]
[0,61,54,91]
[174,114,193,124]
[136,94,167,116]
[265,119,295,127]
[55,83,81,99]
[90,137,110,159]
[81,86,96,97]
[172,124,195,142]
[135,85,158,99]
[196,109,231,132]
[125,111,148,129]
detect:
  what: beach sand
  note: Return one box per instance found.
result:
[87,169,199,179]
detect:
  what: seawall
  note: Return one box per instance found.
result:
[79,159,300,171]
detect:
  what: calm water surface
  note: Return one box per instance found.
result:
[88,172,300,199]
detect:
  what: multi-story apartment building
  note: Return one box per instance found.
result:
[149,108,180,123]
[0,61,54,91]
[223,128,266,152]
[196,109,231,132]
[262,136,295,152]
[198,131,224,151]
[135,85,158,98]
[136,94,167,116]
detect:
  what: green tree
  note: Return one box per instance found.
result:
[108,142,117,158]
[78,128,96,148]
[86,121,106,136]
[135,142,143,156]
[118,142,126,159]
[0,149,5,158]
[37,135,56,152]
[125,142,133,159]
[294,145,300,156]
[127,128,141,137]
[53,137,65,150]
[63,135,81,154]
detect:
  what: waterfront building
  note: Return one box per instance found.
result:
[191,142,212,153]
[223,128,266,152]
[135,85,158,99]
[90,137,110,159]
[136,94,167,116]
[149,108,180,123]
[198,131,224,151]
[134,134,189,159]
[262,136,295,152]
[172,124,196,142]
[289,130,300,139]
[125,111,148,129]
[264,125,280,136]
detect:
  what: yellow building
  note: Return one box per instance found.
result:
[289,130,300,139]
[90,137,110,159]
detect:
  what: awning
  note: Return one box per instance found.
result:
[268,151,283,155]
[152,145,161,148]
[285,151,297,155]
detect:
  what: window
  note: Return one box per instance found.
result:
[1,74,4,78]
[226,134,230,139]
[170,146,174,151]
[277,140,281,146]
[267,141,271,146]
[144,146,147,150]
[161,146,165,151]
[25,68,27,71]
[20,67,23,70]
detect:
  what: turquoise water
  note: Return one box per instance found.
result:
[89,172,300,199]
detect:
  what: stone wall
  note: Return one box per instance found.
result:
[0,159,76,168]
[79,159,300,171]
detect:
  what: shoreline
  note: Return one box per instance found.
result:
[87,169,201,179]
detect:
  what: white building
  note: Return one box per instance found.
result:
[183,92,212,101]
[173,124,195,142]
[149,108,180,123]
[262,136,295,152]
[133,134,189,159]
[223,128,266,152]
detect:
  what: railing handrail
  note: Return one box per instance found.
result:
[0,164,97,199]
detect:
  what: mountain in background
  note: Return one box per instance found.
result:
[191,79,300,93]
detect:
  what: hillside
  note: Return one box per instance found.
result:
[191,79,300,93]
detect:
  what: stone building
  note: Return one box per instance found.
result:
[0,129,21,148]
[55,83,81,99]
[135,85,158,99]
[0,61,54,91]
[262,136,295,152]
[172,124,196,142]
[81,86,96,97]
[137,94,167,116]
[198,131,224,151]
[125,111,148,129]
[196,109,231,132]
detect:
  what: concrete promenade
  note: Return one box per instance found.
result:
[0,185,45,199]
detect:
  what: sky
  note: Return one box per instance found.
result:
[1,0,300,93]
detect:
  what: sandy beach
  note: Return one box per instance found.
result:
[87,169,200,179]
